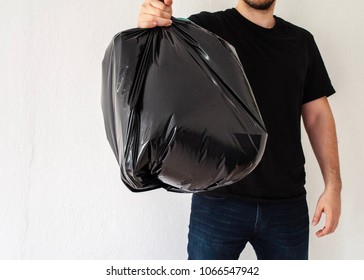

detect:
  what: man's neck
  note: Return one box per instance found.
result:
[235,0,276,29]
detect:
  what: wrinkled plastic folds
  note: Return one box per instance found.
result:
[101,18,267,193]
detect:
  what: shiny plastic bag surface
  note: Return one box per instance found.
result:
[101,18,267,193]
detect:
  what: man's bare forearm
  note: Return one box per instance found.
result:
[302,97,342,192]
[302,96,341,237]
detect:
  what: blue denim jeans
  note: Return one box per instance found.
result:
[187,193,309,260]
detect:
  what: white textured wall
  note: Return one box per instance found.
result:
[0,0,363,260]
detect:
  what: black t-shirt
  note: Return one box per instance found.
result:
[188,8,335,202]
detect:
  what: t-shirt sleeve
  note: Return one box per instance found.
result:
[188,12,209,28]
[302,34,336,104]
[188,12,219,35]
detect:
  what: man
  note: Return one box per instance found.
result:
[138,0,342,260]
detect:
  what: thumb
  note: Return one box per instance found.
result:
[163,0,173,6]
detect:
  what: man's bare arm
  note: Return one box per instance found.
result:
[302,96,342,237]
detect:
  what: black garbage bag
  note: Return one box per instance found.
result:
[101,18,267,193]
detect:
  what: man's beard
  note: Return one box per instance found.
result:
[243,0,276,10]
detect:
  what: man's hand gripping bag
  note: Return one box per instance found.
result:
[101,18,267,193]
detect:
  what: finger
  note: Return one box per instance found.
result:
[163,0,173,6]
[150,0,173,8]
[138,20,157,29]
[312,205,323,226]
[138,13,172,27]
[315,228,324,237]
[149,1,173,14]
[316,225,332,237]
[316,213,335,237]
[141,5,172,20]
